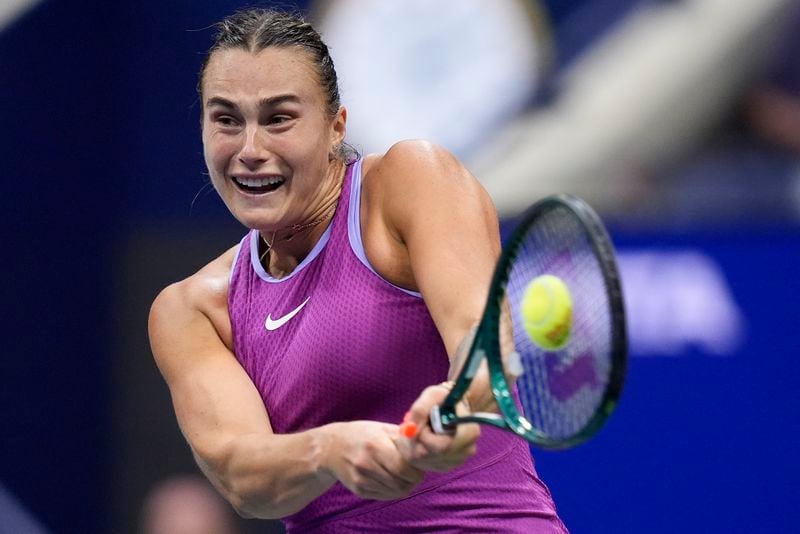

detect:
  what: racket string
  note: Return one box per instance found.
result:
[504,204,614,440]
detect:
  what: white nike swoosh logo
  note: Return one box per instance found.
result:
[265,296,310,331]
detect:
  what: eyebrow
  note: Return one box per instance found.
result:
[205,94,301,109]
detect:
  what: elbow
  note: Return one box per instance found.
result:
[210,451,298,520]
[226,486,301,520]
[191,441,276,519]
[227,493,273,520]
[227,495,255,519]
[200,452,271,519]
[195,437,317,520]
[224,484,274,520]
[210,474,273,519]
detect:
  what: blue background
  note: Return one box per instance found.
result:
[1,0,797,532]
[536,229,800,532]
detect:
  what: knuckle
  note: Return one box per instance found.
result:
[354,487,372,499]
[404,467,423,484]
[428,440,451,456]
[411,442,429,459]
[409,398,431,416]
[414,385,438,405]
[352,477,372,497]
[351,454,372,474]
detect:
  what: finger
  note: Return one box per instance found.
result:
[415,426,474,462]
[396,418,476,470]
[343,428,419,496]
[442,399,480,451]
[417,419,480,458]
[403,383,453,435]
[399,422,418,438]
[352,459,417,498]
[398,411,418,438]
[377,425,425,486]
[392,428,435,464]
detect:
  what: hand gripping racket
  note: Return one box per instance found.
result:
[426,194,627,448]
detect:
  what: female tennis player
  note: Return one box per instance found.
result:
[148,8,566,532]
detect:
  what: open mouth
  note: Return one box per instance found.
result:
[232,175,286,194]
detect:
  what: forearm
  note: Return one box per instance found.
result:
[195,425,337,519]
[447,308,517,414]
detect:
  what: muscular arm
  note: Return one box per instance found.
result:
[364,140,501,410]
[149,252,421,519]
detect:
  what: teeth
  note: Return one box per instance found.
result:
[234,176,285,187]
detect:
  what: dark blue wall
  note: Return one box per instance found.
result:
[1,2,117,531]
[0,1,305,531]
[536,228,800,532]
[2,1,797,533]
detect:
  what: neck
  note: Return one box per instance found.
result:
[259,160,346,277]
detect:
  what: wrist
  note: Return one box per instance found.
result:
[311,423,341,484]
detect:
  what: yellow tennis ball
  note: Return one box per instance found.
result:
[521,274,573,350]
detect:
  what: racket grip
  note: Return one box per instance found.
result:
[430,405,451,435]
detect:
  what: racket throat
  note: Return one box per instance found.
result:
[430,405,508,433]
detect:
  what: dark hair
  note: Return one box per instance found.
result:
[198,8,341,117]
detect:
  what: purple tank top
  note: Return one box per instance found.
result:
[228,159,567,533]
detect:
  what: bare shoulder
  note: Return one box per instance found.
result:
[149,244,240,360]
[363,140,496,234]
[357,140,498,292]
[363,139,473,192]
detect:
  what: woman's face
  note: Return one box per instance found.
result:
[201,46,345,231]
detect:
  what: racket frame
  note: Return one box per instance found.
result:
[432,194,627,449]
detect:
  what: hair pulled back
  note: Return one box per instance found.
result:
[198,9,341,117]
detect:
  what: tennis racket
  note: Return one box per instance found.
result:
[431,194,626,449]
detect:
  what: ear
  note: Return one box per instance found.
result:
[330,106,347,148]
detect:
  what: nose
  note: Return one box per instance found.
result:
[238,125,268,168]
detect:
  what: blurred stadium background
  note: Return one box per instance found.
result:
[1,0,798,532]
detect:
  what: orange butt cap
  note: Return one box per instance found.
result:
[399,421,418,438]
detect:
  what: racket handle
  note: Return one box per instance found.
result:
[430,405,452,435]
[399,406,453,437]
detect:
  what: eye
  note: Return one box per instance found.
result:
[268,114,292,125]
[207,111,241,129]
[215,115,239,127]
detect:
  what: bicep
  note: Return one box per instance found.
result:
[149,284,271,461]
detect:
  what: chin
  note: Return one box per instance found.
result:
[230,207,286,233]
[219,191,284,227]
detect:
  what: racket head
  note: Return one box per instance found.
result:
[441,194,627,448]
